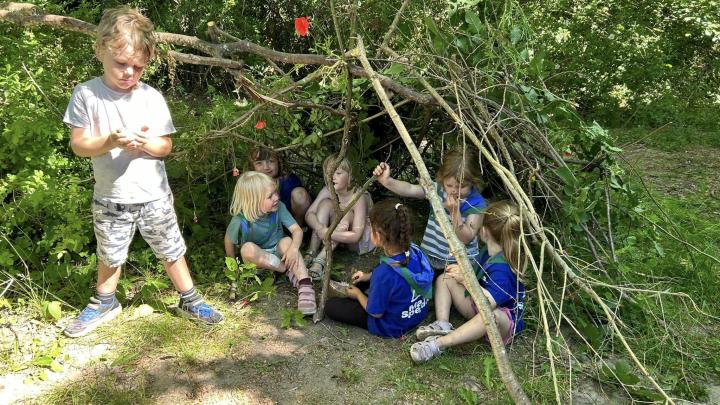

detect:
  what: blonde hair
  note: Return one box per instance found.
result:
[323,154,354,188]
[436,148,484,189]
[94,6,156,61]
[483,201,528,279]
[229,171,277,221]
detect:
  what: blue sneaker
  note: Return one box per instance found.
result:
[64,297,122,338]
[177,298,224,324]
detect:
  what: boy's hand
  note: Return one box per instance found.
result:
[109,128,136,149]
[373,162,391,185]
[126,126,150,150]
[351,271,369,284]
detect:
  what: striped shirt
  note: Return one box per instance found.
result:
[420,182,486,267]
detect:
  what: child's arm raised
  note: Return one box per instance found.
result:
[373,162,425,199]
[446,194,483,244]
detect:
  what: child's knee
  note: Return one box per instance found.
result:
[240,242,259,259]
[291,187,310,206]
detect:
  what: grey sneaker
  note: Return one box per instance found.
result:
[177,297,224,324]
[63,297,122,338]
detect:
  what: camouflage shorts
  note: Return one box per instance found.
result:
[92,194,187,268]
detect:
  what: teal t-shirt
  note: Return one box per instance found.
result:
[226,202,297,249]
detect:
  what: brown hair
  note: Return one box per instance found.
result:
[247,146,283,176]
[369,199,413,262]
[436,148,484,189]
[483,201,528,279]
[94,6,156,61]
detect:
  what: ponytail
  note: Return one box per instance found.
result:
[483,201,527,279]
[370,199,414,263]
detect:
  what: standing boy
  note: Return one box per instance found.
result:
[63,6,222,337]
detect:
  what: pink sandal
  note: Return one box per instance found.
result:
[297,284,317,315]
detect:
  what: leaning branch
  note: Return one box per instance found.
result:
[354,37,531,404]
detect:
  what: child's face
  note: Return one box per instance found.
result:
[252,157,279,178]
[330,168,351,191]
[97,45,147,93]
[259,185,280,213]
[442,177,473,200]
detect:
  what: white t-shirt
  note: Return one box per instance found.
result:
[63,77,176,203]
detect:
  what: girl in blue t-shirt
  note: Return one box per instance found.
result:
[325,199,435,338]
[410,201,527,363]
[224,171,316,315]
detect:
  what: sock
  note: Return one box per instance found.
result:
[95,291,116,306]
[298,278,312,286]
[179,287,201,306]
[438,320,453,331]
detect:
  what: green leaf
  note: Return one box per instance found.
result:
[111,352,138,368]
[225,256,238,272]
[47,301,62,321]
[464,10,483,35]
[556,166,576,186]
[33,356,53,367]
[383,63,405,77]
[510,27,523,44]
[50,361,64,373]
[653,241,665,257]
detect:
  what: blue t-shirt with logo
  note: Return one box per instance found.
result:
[366,245,434,338]
[472,249,526,333]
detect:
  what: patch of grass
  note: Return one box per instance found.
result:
[43,371,151,404]
[613,126,720,151]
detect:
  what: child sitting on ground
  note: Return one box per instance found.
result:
[304,155,374,280]
[410,201,527,363]
[224,171,316,315]
[373,148,487,275]
[63,6,222,338]
[247,147,312,227]
[325,199,434,338]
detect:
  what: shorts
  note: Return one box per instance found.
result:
[470,303,516,345]
[92,194,187,268]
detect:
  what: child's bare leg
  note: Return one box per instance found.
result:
[278,237,316,314]
[96,262,122,294]
[435,308,512,349]
[277,237,309,280]
[290,187,311,227]
[162,256,194,292]
[240,242,286,272]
